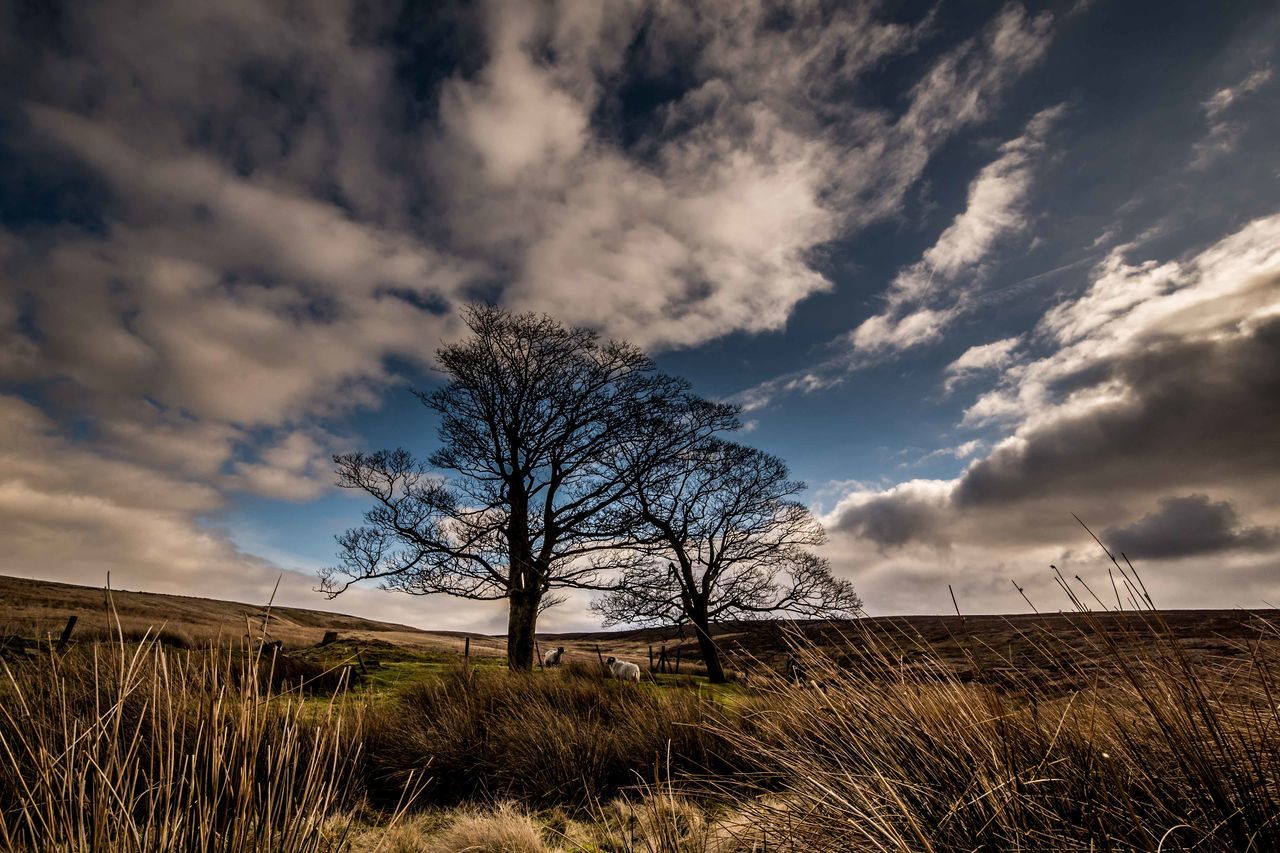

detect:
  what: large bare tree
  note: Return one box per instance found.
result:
[594,438,862,682]
[321,305,732,670]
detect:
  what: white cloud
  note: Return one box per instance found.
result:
[1203,68,1273,120]
[1193,67,1273,168]
[1,0,1057,623]
[944,336,1022,392]
[910,439,987,467]
[732,100,1063,411]
[825,214,1280,613]
[851,104,1064,354]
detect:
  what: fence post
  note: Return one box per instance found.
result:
[464,636,471,667]
[595,643,606,673]
[56,615,77,654]
[535,639,543,670]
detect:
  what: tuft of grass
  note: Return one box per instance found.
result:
[363,664,737,810]
[415,802,551,853]
[0,635,365,852]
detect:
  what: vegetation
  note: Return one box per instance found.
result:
[0,637,363,852]
[4,578,1280,850]
[594,437,861,682]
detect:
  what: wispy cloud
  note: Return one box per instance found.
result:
[732,103,1063,411]
[1192,67,1273,168]
[907,439,987,467]
[851,104,1064,354]
[944,336,1023,393]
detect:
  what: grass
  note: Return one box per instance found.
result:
[361,662,737,810]
[4,571,1280,850]
[0,635,366,852]
[721,605,1280,850]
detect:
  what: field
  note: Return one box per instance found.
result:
[3,574,1280,851]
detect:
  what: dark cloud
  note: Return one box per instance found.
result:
[1105,495,1278,559]
[827,216,1280,573]
[956,310,1280,508]
[831,487,947,548]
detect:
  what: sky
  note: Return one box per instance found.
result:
[2,0,1278,633]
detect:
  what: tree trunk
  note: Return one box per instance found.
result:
[691,614,726,683]
[506,589,540,671]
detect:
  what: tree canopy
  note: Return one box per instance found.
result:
[594,437,862,681]
[322,305,735,669]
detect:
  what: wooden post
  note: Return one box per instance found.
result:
[56,616,77,654]
[357,649,369,673]
[535,639,543,670]
[595,643,606,673]
[648,644,654,673]
[464,636,471,667]
[948,584,965,630]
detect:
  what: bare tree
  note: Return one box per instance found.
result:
[321,305,731,670]
[594,438,862,682]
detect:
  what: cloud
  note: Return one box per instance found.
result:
[944,336,1023,392]
[733,100,1063,411]
[910,439,986,467]
[0,2,1055,620]
[431,2,1053,351]
[851,104,1064,354]
[1203,68,1273,120]
[1193,67,1273,168]
[0,391,513,631]
[1104,495,1277,560]
[824,214,1280,612]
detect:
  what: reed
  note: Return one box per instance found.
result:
[0,633,364,852]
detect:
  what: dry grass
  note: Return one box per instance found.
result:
[362,664,736,810]
[348,803,550,853]
[5,572,1280,850]
[722,607,1280,850]
[0,636,366,852]
[0,574,502,658]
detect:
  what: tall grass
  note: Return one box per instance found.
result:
[0,636,363,852]
[724,607,1280,850]
[4,581,1280,850]
[363,663,736,809]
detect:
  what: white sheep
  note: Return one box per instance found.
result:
[543,646,565,667]
[605,656,641,682]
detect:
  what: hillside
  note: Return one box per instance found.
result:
[5,574,1278,691]
[0,574,508,656]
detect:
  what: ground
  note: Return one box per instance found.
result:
[3,573,1276,695]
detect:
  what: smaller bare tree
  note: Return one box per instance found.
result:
[594,438,861,683]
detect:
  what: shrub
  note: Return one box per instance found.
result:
[364,665,737,809]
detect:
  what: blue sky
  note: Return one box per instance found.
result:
[2,0,1278,631]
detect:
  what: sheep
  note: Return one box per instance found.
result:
[785,655,829,692]
[784,655,810,686]
[543,646,565,667]
[605,656,641,682]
